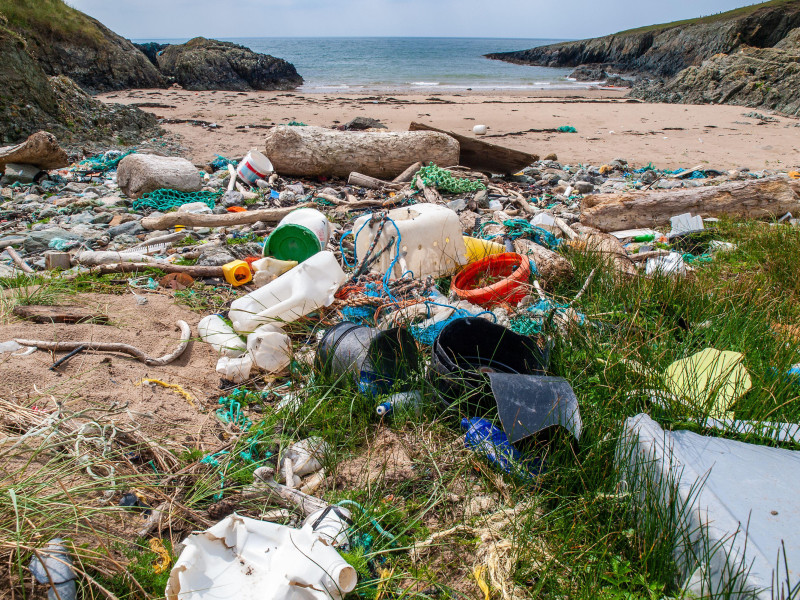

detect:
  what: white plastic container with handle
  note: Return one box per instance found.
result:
[229,250,346,334]
[247,324,291,373]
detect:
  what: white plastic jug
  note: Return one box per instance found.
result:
[247,324,291,373]
[264,208,332,263]
[229,250,346,334]
[198,314,246,357]
[277,208,331,248]
[216,355,253,383]
[353,203,467,279]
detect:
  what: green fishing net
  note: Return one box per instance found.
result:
[132,189,222,212]
[412,164,486,194]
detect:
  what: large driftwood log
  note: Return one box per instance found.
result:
[409,122,539,174]
[141,204,308,230]
[581,177,800,232]
[514,239,574,286]
[0,131,68,171]
[263,126,459,179]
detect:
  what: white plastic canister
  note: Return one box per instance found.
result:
[353,203,467,279]
[236,150,273,184]
[229,250,346,334]
[247,324,291,373]
[216,355,253,383]
[264,208,332,263]
[198,314,246,357]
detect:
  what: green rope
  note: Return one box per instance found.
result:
[412,164,486,194]
[132,189,221,212]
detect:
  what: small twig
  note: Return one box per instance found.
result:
[567,268,597,308]
[5,247,33,274]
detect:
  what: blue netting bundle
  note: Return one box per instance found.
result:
[342,283,383,325]
[410,311,475,346]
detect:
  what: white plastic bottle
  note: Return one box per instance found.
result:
[229,251,346,334]
[247,324,291,373]
[198,314,246,357]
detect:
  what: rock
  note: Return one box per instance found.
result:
[156,37,303,91]
[568,65,608,81]
[605,75,633,88]
[221,191,244,208]
[573,181,594,194]
[117,154,202,199]
[90,213,114,225]
[344,117,387,130]
[641,170,659,185]
[23,228,83,254]
[279,191,297,203]
[4,163,41,184]
[198,246,237,266]
[107,220,145,238]
[543,153,558,162]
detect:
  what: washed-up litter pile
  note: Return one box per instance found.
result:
[2,125,800,600]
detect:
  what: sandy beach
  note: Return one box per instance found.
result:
[99,88,800,171]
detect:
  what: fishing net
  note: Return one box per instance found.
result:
[132,189,222,212]
[412,164,486,194]
[75,150,136,173]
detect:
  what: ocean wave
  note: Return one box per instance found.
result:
[409,81,440,86]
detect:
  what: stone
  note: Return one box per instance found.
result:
[4,163,41,184]
[198,246,237,266]
[221,191,244,208]
[116,154,202,199]
[472,190,489,209]
[23,228,84,254]
[573,181,594,194]
[90,213,114,225]
[279,191,296,203]
[108,220,145,238]
[641,170,659,185]
[344,117,387,130]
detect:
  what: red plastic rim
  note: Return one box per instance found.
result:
[451,252,531,306]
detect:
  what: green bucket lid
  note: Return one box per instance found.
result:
[264,223,321,262]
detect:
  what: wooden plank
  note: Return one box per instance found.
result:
[409,122,539,175]
[14,305,110,324]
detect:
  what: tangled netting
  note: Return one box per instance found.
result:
[132,189,222,212]
[412,164,486,194]
[75,150,136,173]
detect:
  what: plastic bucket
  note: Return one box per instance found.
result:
[429,317,548,410]
[265,208,331,263]
[315,322,419,395]
[236,150,273,184]
[451,252,531,306]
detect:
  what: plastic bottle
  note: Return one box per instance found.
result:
[461,417,541,481]
[29,538,77,600]
[198,314,246,357]
[247,324,291,373]
[304,505,352,548]
[376,391,423,416]
[229,251,346,334]
[264,207,332,263]
[216,355,253,383]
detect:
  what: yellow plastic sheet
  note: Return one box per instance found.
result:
[663,348,751,418]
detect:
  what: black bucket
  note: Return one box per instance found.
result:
[315,322,419,395]
[430,317,549,410]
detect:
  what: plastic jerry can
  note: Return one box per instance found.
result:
[228,250,346,334]
[352,203,467,279]
[264,207,332,263]
[222,260,252,286]
[247,324,291,373]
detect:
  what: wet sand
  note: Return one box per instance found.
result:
[99,88,800,171]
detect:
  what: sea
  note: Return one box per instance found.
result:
[135,37,582,93]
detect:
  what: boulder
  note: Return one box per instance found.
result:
[0,131,68,171]
[156,37,303,91]
[117,154,202,199]
[23,228,84,254]
[4,163,41,184]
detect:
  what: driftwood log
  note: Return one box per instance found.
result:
[0,131,68,171]
[393,162,423,183]
[581,177,800,232]
[409,122,539,174]
[347,172,403,190]
[13,305,110,324]
[92,263,224,277]
[263,126,459,179]
[141,204,308,230]
[514,239,574,285]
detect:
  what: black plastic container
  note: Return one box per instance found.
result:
[430,317,549,409]
[315,322,419,394]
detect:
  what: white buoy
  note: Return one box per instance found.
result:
[473,124,488,135]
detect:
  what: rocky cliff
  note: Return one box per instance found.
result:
[0,17,158,144]
[487,0,800,77]
[155,38,303,91]
[0,0,164,93]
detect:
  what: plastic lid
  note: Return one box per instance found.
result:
[264,224,321,262]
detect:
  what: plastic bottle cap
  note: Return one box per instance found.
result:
[265,224,321,262]
[376,402,393,416]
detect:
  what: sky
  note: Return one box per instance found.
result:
[68,0,766,40]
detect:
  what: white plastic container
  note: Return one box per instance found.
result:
[198,314,246,357]
[353,203,467,279]
[229,250,346,334]
[304,506,352,548]
[280,437,327,478]
[247,324,291,373]
[236,149,273,184]
[264,208,332,263]
[216,355,253,383]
